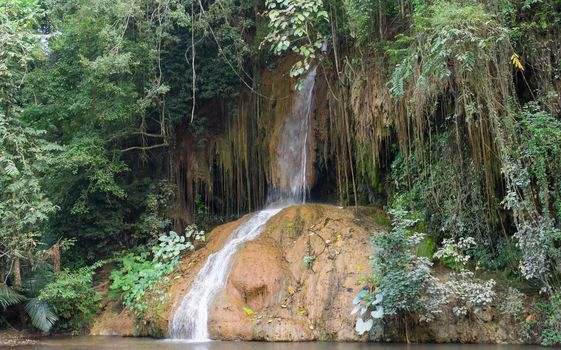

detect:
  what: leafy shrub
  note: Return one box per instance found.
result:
[499,287,525,322]
[354,210,498,336]
[303,255,316,269]
[353,210,446,335]
[539,292,561,346]
[110,229,202,317]
[134,181,174,240]
[262,0,329,80]
[502,103,561,289]
[434,236,496,316]
[39,262,103,332]
[434,236,477,269]
[445,271,495,317]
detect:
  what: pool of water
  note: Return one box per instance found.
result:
[5,336,547,350]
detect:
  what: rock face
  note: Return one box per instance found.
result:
[94,203,529,344]
[206,204,376,341]
[90,301,136,337]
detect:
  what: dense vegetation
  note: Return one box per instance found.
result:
[1,0,561,345]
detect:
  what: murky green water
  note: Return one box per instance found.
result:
[4,336,549,350]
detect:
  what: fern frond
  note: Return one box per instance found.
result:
[3,159,20,177]
[24,298,58,332]
[0,284,25,310]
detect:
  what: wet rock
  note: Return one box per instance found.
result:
[207,204,376,341]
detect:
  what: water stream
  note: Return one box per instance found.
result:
[168,68,317,340]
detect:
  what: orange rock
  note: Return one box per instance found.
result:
[206,204,376,341]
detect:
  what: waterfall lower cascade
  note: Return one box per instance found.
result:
[168,67,317,340]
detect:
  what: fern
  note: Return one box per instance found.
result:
[24,298,58,332]
[0,284,25,310]
[3,159,20,177]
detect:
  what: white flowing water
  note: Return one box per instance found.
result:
[168,68,317,341]
[269,67,317,205]
[168,208,282,340]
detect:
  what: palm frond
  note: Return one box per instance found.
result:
[24,298,58,332]
[0,284,25,310]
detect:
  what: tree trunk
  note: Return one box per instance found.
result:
[52,243,61,273]
[13,256,22,289]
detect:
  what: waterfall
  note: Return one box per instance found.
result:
[168,67,317,341]
[268,67,317,205]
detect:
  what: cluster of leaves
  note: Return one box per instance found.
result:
[110,228,203,317]
[134,181,175,240]
[0,259,102,334]
[0,1,64,334]
[389,132,510,274]
[342,0,404,44]
[262,0,329,81]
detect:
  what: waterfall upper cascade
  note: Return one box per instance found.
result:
[168,67,317,340]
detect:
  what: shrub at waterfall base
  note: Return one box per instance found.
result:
[538,293,561,346]
[354,210,496,339]
[110,227,205,317]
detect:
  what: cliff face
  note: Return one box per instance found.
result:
[171,58,330,232]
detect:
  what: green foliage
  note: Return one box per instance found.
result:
[0,284,25,310]
[110,252,159,317]
[354,210,497,335]
[38,263,103,332]
[16,0,256,263]
[388,0,508,102]
[501,102,561,289]
[262,0,329,80]
[498,287,525,323]
[434,236,477,270]
[539,293,561,346]
[353,210,446,335]
[24,299,58,333]
[342,0,402,44]
[0,0,61,316]
[384,0,561,293]
[367,210,438,318]
[415,235,436,259]
[110,229,200,317]
[303,254,317,269]
[343,0,377,41]
[389,133,505,272]
[134,181,174,240]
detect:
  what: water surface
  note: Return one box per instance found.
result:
[9,336,547,350]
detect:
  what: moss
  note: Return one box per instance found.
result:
[415,235,436,259]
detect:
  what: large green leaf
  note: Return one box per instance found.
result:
[24,298,58,332]
[0,284,25,310]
